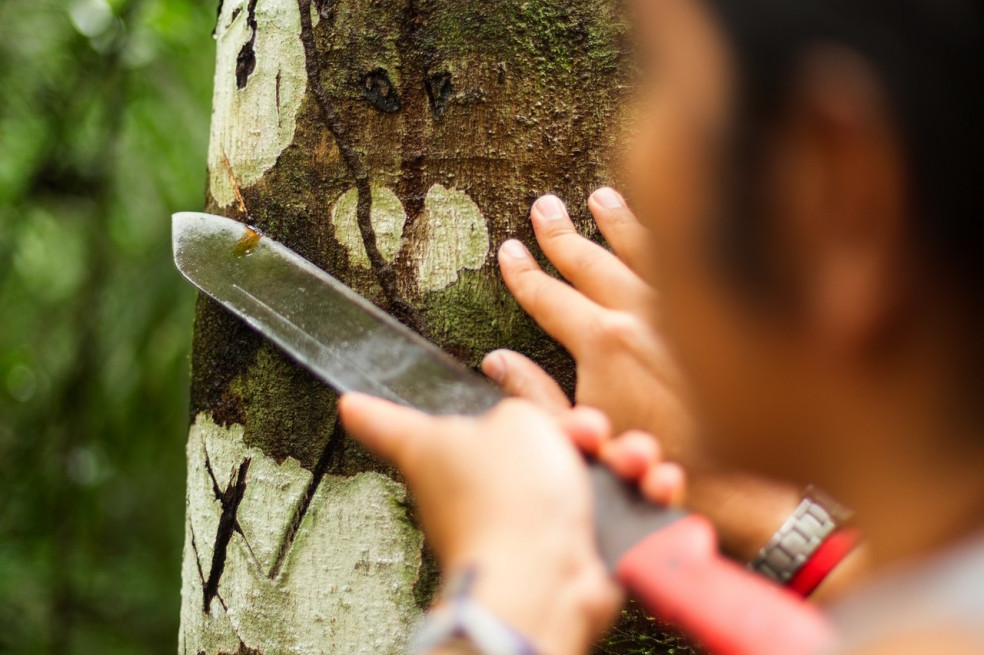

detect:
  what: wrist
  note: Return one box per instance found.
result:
[685,471,803,561]
[416,568,538,655]
[748,487,857,595]
[443,541,616,655]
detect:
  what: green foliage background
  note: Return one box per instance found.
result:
[0,1,215,651]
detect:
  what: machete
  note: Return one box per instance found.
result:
[173,211,834,655]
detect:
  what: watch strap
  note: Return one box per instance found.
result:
[749,486,853,586]
[786,527,862,596]
[412,569,539,655]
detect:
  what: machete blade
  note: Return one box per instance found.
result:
[172,211,683,568]
[172,211,502,415]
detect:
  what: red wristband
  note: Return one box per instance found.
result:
[787,528,862,597]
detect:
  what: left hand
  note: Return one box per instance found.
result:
[339,395,624,655]
[483,191,698,464]
[482,191,803,562]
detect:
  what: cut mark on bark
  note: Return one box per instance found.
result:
[203,458,252,614]
[425,72,453,118]
[191,522,230,613]
[362,68,401,113]
[234,0,259,89]
[181,415,425,653]
[275,69,281,117]
[204,451,263,570]
[221,153,252,223]
[268,416,346,579]
[296,0,422,331]
[189,524,209,593]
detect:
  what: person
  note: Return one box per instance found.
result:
[340,0,984,653]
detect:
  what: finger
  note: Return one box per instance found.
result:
[588,188,654,276]
[640,462,687,508]
[339,393,449,471]
[599,431,662,480]
[498,239,601,357]
[482,350,570,414]
[558,406,611,456]
[529,195,647,308]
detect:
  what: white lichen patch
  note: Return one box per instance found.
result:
[330,187,407,267]
[410,184,491,293]
[207,0,306,208]
[180,414,424,655]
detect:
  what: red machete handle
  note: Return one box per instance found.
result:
[616,515,836,655]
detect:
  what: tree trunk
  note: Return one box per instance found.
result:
[180,1,687,653]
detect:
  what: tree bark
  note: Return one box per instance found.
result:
[180,1,690,653]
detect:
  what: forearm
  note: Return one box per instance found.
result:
[687,471,802,562]
[688,471,868,602]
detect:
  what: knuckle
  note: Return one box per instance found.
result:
[593,312,642,349]
[505,253,538,278]
[507,368,534,396]
[569,244,608,275]
[510,370,555,405]
[602,206,635,226]
[539,218,577,241]
[526,277,553,314]
[508,266,541,302]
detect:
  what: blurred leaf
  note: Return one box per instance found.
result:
[0,0,216,652]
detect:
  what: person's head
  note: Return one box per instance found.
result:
[624,0,984,491]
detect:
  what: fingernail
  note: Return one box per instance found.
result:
[483,352,505,384]
[500,239,529,260]
[593,187,625,209]
[534,195,567,222]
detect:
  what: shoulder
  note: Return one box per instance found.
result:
[830,533,984,652]
[846,629,984,655]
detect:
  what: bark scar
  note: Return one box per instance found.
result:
[275,69,282,120]
[296,0,423,331]
[235,0,259,89]
[362,68,401,113]
[425,72,453,119]
[268,415,346,578]
[202,457,252,614]
[190,521,229,613]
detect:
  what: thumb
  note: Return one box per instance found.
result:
[482,349,570,414]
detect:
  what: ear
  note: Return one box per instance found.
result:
[775,45,910,354]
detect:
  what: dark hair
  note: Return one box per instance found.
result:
[702,0,984,305]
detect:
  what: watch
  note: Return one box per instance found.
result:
[749,485,854,585]
[412,568,539,655]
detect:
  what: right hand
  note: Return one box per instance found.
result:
[483,188,699,464]
[340,395,625,655]
[562,407,688,509]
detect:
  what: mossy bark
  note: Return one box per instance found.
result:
[182,1,696,653]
